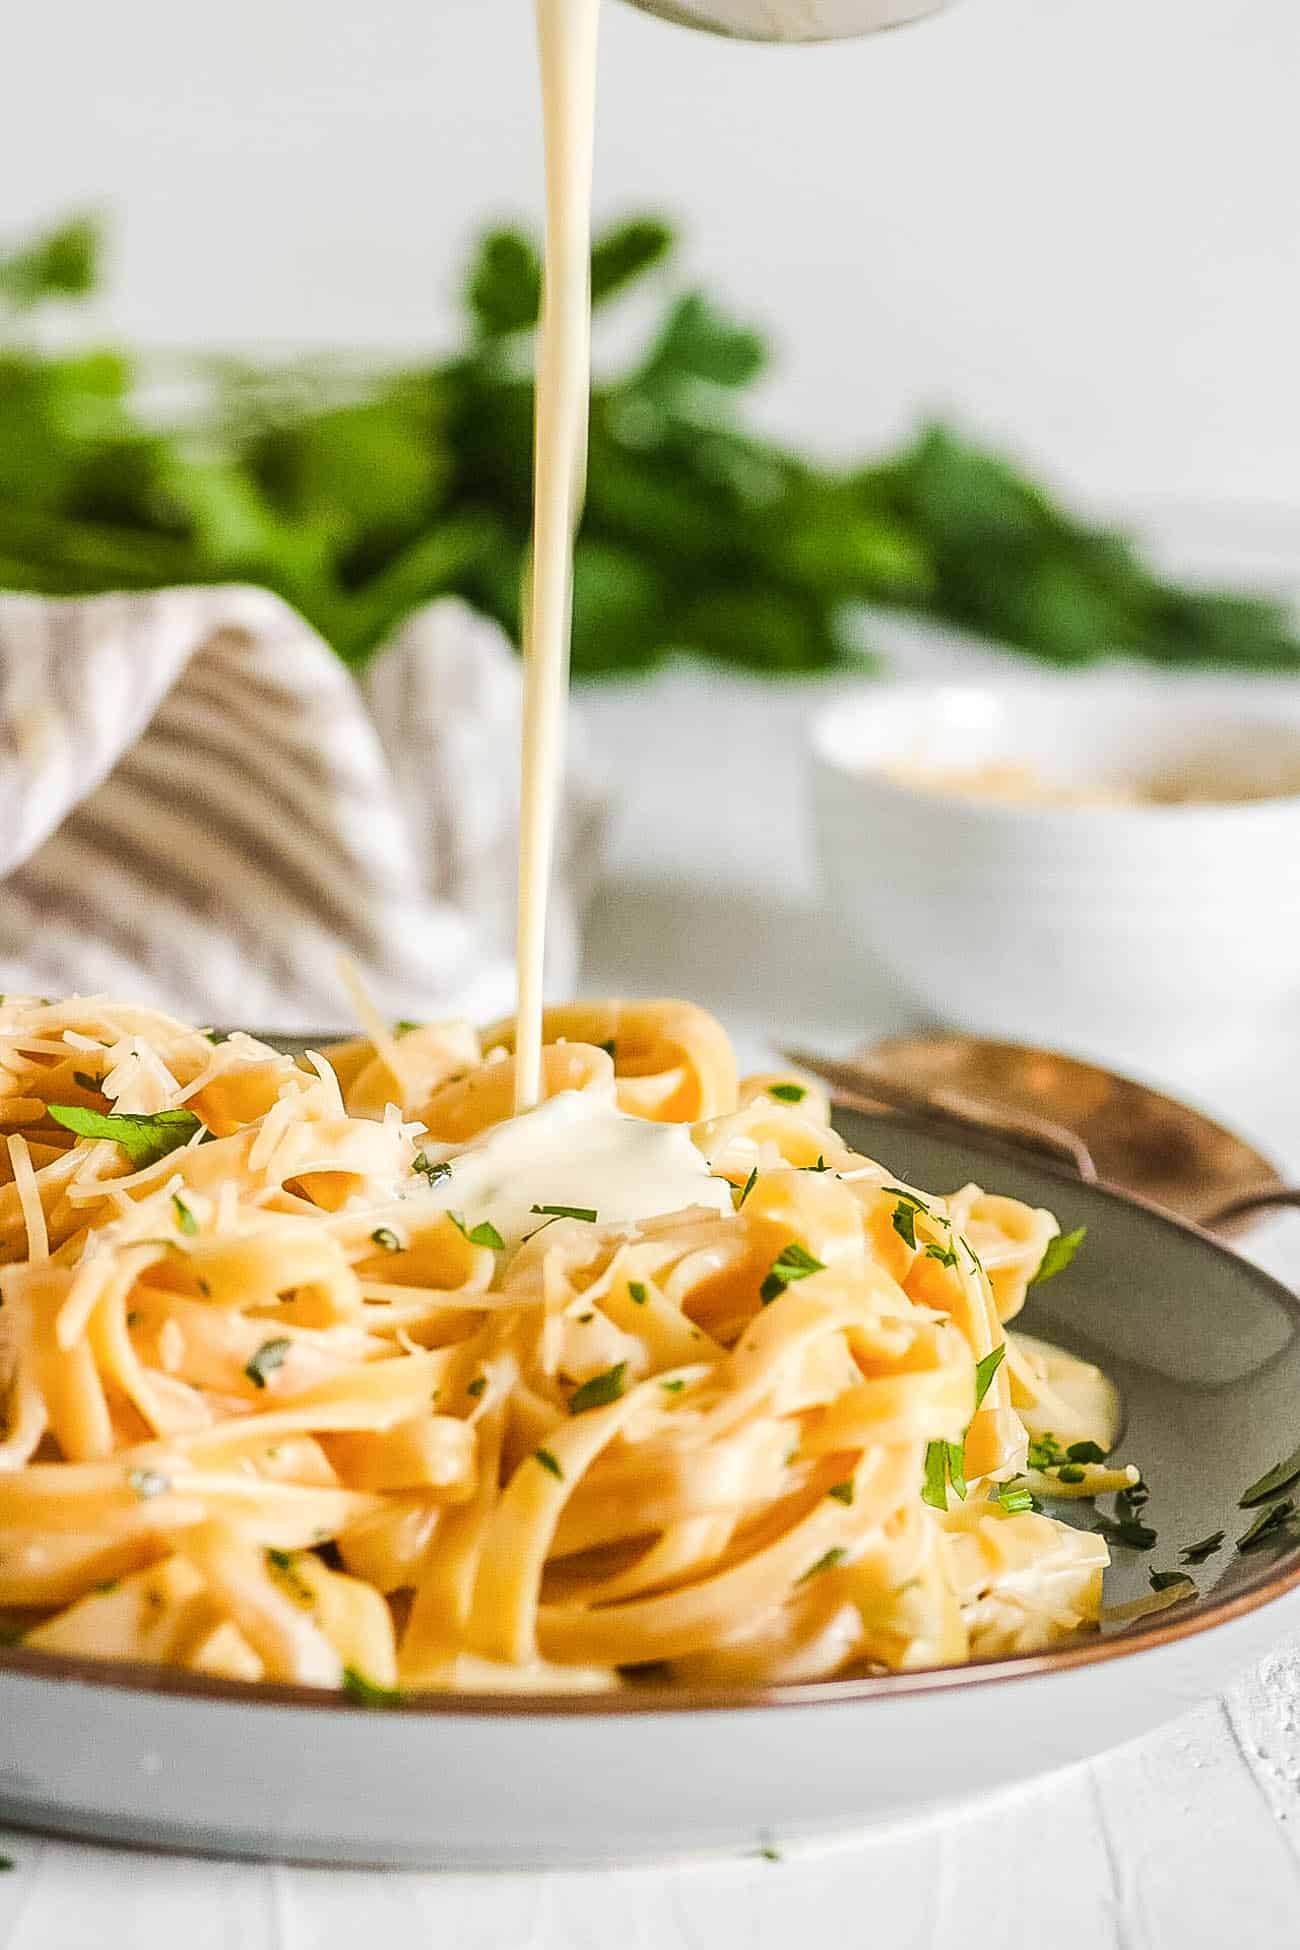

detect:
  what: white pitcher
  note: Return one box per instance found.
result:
[620,0,950,41]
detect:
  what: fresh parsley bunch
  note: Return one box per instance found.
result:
[1,210,1296,677]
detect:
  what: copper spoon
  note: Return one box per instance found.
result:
[783,1033,1286,1240]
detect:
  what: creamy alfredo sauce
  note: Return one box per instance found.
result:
[514,0,602,1114]
[420,1090,732,1251]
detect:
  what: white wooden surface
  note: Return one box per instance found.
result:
[7,648,1300,1943]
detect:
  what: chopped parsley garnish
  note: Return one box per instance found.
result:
[171,1193,198,1237]
[412,1152,452,1186]
[370,1226,401,1253]
[922,1438,966,1510]
[1180,1530,1225,1564]
[769,1082,806,1103]
[1240,1442,1300,1508]
[735,1167,758,1210]
[599,1038,617,1058]
[755,1845,782,1863]
[530,1203,598,1224]
[265,1548,314,1606]
[628,1280,648,1305]
[1027,1434,1064,1470]
[997,1485,1038,1514]
[576,1311,594,1324]
[203,1028,226,1044]
[883,1187,929,1211]
[972,1343,1006,1411]
[660,1378,685,1394]
[466,1375,487,1399]
[797,1546,846,1582]
[828,1480,855,1505]
[1093,1509,1157,1551]
[341,1666,402,1707]
[924,1242,958,1268]
[47,1104,202,1169]
[448,1212,506,1250]
[1150,1569,1195,1592]
[891,1201,919,1251]
[393,1019,421,1037]
[802,1155,831,1173]
[534,1447,564,1479]
[72,1069,102,1092]
[244,1337,292,1390]
[1030,1226,1087,1286]
[760,1241,825,1304]
[1057,1464,1086,1484]
[1066,1440,1106,1464]
[1237,1499,1295,1552]
[127,1467,170,1499]
[569,1363,628,1414]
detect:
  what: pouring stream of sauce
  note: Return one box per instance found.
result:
[514,0,602,1113]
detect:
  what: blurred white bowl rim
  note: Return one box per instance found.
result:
[808,672,1300,1073]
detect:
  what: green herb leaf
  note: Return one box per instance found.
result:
[891,1201,918,1251]
[797,1546,847,1583]
[883,1187,929,1211]
[1030,1226,1087,1286]
[171,1192,198,1237]
[997,1485,1039,1514]
[828,1479,855,1505]
[1057,1463,1087,1484]
[393,1019,421,1037]
[735,1167,758,1210]
[47,1103,201,1169]
[921,1439,951,1510]
[660,1378,686,1394]
[924,1242,958,1268]
[1240,1442,1300,1508]
[1093,1509,1158,1551]
[530,1203,597,1224]
[1066,1440,1106,1464]
[628,1280,647,1304]
[412,1153,453,1186]
[448,1211,506,1250]
[341,1665,403,1708]
[534,1447,564,1479]
[569,1362,628,1414]
[768,1082,806,1103]
[244,1338,292,1390]
[1236,1499,1296,1552]
[370,1226,401,1252]
[1180,1530,1225,1564]
[599,1038,617,1058]
[802,1155,830,1173]
[972,1343,1006,1411]
[466,1375,487,1399]
[1150,1569,1196,1592]
[1027,1434,1064,1470]
[759,1241,825,1304]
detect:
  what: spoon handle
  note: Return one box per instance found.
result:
[782,1048,1099,1181]
[1201,1186,1300,1231]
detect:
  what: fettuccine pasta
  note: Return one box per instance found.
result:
[0,994,1123,1694]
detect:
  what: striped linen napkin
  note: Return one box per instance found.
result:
[0,586,607,1029]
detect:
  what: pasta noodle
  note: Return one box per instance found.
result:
[0,993,1123,1694]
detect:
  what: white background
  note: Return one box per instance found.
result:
[4,0,1298,516]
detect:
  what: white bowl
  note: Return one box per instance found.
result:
[809,677,1300,1072]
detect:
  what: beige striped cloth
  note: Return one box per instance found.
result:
[0,587,607,1030]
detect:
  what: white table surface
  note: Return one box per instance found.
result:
[9,637,1300,1946]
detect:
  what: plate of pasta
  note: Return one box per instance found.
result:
[1,992,1299,1867]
